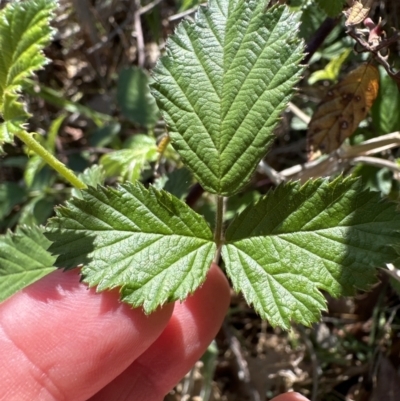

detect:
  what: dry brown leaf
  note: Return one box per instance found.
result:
[307,63,379,160]
[345,0,374,26]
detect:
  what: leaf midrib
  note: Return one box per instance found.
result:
[52,227,213,241]
[227,229,393,264]
[221,8,285,127]
[6,11,48,88]
[125,244,212,293]
[231,246,319,325]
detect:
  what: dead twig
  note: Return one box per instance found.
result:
[346,22,400,88]
[273,132,400,181]
[350,156,400,174]
[297,326,320,401]
[223,323,261,401]
[342,132,400,157]
[134,0,145,67]
[168,4,205,22]
[258,161,285,185]
[139,0,164,15]
[287,102,311,125]
[87,14,132,55]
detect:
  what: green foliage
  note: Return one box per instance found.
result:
[100,135,158,182]
[18,196,56,227]
[117,67,160,128]
[71,165,106,199]
[372,67,400,135]
[178,0,200,12]
[46,182,216,312]
[222,177,400,328]
[154,168,193,200]
[0,225,56,302]
[89,123,121,148]
[151,1,304,195]
[308,48,351,84]
[352,164,395,196]
[23,79,113,127]
[0,183,28,220]
[0,0,56,148]
[315,0,345,17]
[46,176,400,327]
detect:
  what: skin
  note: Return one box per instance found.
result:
[0,264,310,401]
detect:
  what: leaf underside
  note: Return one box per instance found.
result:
[0,225,56,302]
[151,0,304,195]
[222,177,400,328]
[46,183,216,313]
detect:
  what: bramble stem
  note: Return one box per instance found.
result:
[213,195,225,263]
[15,130,87,189]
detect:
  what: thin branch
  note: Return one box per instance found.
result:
[258,161,285,185]
[350,156,400,174]
[275,132,400,181]
[297,326,320,401]
[303,17,341,64]
[287,102,311,125]
[342,132,400,157]
[168,4,205,22]
[347,26,400,88]
[87,16,131,55]
[139,0,164,15]
[222,323,261,401]
[134,0,145,67]
[280,154,342,181]
[213,195,225,264]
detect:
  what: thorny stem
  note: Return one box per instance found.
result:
[15,130,87,189]
[213,195,225,264]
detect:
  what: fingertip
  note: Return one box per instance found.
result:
[186,262,231,313]
[0,269,174,401]
[90,263,231,401]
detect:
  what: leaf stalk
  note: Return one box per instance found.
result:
[213,195,225,263]
[14,129,87,189]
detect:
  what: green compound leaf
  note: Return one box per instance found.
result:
[0,225,56,303]
[151,0,304,196]
[46,183,216,312]
[0,0,56,148]
[222,177,400,329]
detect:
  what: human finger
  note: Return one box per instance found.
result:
[0,269,173,401]
[90,264,231,401]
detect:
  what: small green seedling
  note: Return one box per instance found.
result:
[1,0,400,330]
